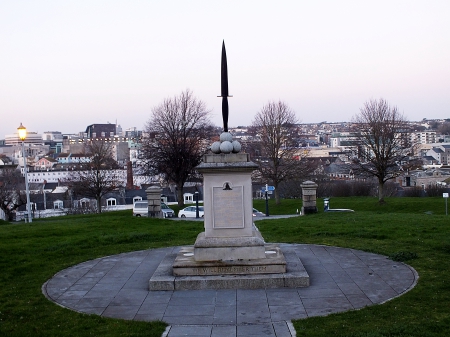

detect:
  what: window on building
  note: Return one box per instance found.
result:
[107,198,116,206]
[184,194,193,203]
[133,197,142,203]
[54,200,63,209]
[80,198,90,208]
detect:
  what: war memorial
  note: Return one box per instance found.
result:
[43,42,418,337]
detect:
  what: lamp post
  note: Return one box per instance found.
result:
[18,123,32,223]
[194,191,199,218]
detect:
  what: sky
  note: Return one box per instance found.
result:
[1,0,450,138]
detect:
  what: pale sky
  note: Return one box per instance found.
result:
[1,0,450,138]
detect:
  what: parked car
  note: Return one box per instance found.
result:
[132,201,175,218]
[253,208,265,217]
[161,203,175,218]
[178,206,204,218]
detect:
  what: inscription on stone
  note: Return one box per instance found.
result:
[194,265,268,275]
[212,186,244,228]
[302,189,316,195]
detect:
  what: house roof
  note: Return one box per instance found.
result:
[52,186,68,193]
[44,182,58,190]
[125,189,147,199]
[0,157,13,164]
[38,157,57,163]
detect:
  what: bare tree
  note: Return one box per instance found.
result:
[351,98,416,203]
[251,101,315,204]
[140,89,213,207]
[438,122,450,135]
[64,140,122,213]
[0,166,26,221]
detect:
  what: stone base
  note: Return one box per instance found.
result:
[149,244,310,291]
[174,244,286,276]
[193,231,266,261]
[302,206,318,214]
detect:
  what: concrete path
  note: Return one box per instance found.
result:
[43,244,418,337]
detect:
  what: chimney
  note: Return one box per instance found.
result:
[126,161,133,189]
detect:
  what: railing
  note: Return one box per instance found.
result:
[14,205,134,221]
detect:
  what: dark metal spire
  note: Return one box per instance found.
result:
[219,40,231,132]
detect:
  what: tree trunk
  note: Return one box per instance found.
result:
[177,183,185,208]
[274,183,281,205]
[7,210,14,221]
[378,180,385,204]
[97,196,102,213]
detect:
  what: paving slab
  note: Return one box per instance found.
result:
[43,243,418,337]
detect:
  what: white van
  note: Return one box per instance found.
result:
[132,201,175,218]
[133,201,149,217]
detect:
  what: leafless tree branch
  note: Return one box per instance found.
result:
[0,166,26,221]
[351,98,417,203]
[140,89,214,207]
[250,101,316,204]
[64,140,122,213]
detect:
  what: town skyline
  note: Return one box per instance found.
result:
[2,116,449,141]
[1,1,449,138]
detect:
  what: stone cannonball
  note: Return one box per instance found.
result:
[232,140,241,153]
[220,141,233,154]
[211,141,222,154]
[219,132,233,142]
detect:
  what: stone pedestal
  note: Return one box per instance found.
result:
[145,186,163,218]
[301,180,318,214]
[149,147,310,290]
[169,152,293,281]
[192,153,265,261]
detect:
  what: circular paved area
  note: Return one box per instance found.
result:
[43,244,418,337]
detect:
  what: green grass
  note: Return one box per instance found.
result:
[1,197,450,336]
[0,212,203,336]
[255,197,450,336]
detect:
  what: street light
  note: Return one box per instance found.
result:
[194,191,199,218]
[18,123,32,223]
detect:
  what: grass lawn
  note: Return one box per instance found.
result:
[1,197,450,336]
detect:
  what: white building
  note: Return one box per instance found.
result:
[42,131,63,142]
[25,168,151,187]
[410,131,436,144]
[5,131,43,145]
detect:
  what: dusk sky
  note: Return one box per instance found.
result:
[1,1,449,138]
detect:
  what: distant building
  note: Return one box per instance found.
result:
[42,131,64,154]
[5,131,43,145]
[85,124,116,139]
[410,131,436,144]
[42,131,63,142]
[426,144,450,165]
[329,132,359,148]
[34,157,58,170]
[0,155,14,166]
[124,127,142,139]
